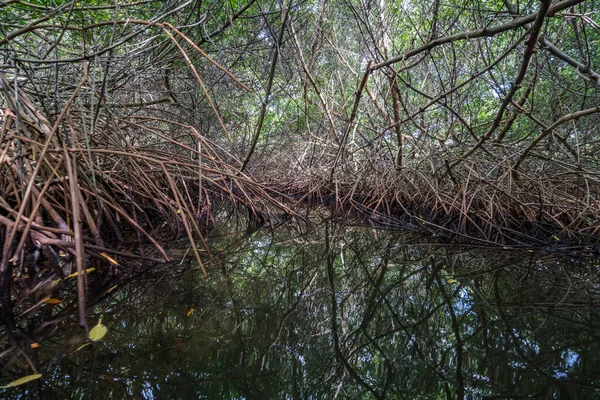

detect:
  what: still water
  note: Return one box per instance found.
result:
[1,219,600,399]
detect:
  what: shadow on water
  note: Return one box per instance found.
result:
[1,217,600,399]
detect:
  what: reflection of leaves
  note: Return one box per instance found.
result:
[0,374,42,388]
[89,319,108,342]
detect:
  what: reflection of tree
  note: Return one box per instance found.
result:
[1,222,600,398]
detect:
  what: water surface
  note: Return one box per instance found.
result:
[2,221,599,399]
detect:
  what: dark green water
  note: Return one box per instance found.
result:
[2,220,600,399]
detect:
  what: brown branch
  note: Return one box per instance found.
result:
[449,0,552,170]
[329,60,373,181]
[371,0,584,71]
[240,2,289,172]
[197,0,257,46]
[289,19,338,142]
[514,105,600,170]
[539,37,600,86]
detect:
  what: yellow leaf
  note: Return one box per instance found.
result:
[186,308,195,317]
[99,253,119,266]
[89,319,108,342]
[66,268,95,279]
[0,374,42,388]
[43,298,62,304]
[106,285,118,294]
[447,279,458,284]
[76,343,91,351]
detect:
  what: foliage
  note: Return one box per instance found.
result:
[2,0,600,395]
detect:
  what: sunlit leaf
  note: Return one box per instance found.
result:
[447,279,458,284]
[89,319,108,342]
[43,298,62,304]
[66,268,96,279]
[99,253,119,265]
[0,374,42,388]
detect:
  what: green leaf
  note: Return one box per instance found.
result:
[89,319,108,342]
[0,374,42,388]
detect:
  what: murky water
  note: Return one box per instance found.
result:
[2,219,600,399]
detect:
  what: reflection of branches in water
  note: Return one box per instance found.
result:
[325,222,385,399]
[1,221,599,398]
[300,224,600,398]
[197,223,600,398]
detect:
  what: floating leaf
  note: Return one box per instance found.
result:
[447,279,458,284]
[0,374,42,388]
[89,319,108,342]
[99,253,119,266]
[43,298,62,304]
[186,308,195,317]
[66,268,95,279]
